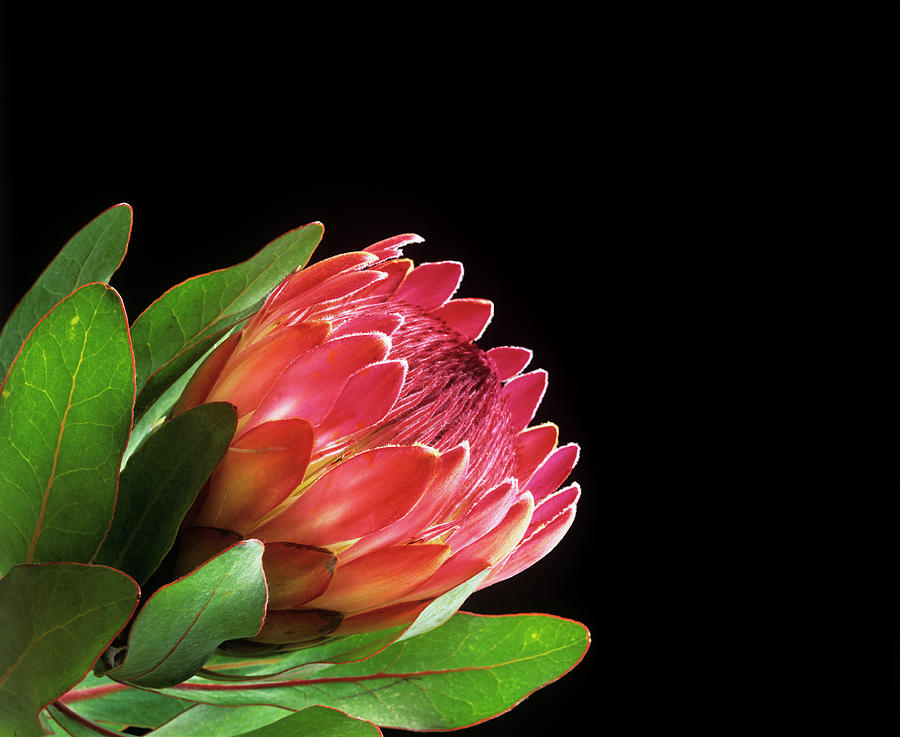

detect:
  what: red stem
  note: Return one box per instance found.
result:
[60,682,131,703]
[49,701,127,737]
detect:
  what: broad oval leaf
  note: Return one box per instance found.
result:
[108,540,267,688]
[132,326,230,423]
[0,282,135,576]
[153,705,382,737]
[129,221,323,394]
[395,568,490,643]
[122,327,238,467]
[236,706,381,737]
[0,563,139,737]
[154,704,382,737]
[93,402,237,585]
[160,612,590,731]
[148,704,291,736]
[0,203,132,380]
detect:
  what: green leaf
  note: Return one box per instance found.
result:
[107,540,267,688]
[148,704,291,736]
[0,563,139,737]
[36,710,63,736]
[226,706,381,737]
[93,402,237,584]
[201,570,491,683]
[43,703,114,737]
[160,612,590,731]
[239,706,381,736]
[149,705,382,737]
[0,203,132,380]
[129,222,323,394]
[122,328,238,468]
[132,327,229,423]
[61,672,192,729]
[202,628,406,683]
[395,568,490,643]
[0,283,136,576]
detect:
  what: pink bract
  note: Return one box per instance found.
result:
[174,233,580,649]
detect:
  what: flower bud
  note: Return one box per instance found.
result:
[175,234,579,650]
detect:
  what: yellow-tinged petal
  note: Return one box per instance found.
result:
[306,543,451,614]
[251,445,438,546]
[248,333,390,429]
[334,598,432,636]
[400,495,534,603]
[206,322,330,419]
[195,419,313,533]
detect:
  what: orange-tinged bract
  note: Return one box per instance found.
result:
[175,234,580,650]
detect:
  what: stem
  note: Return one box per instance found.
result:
[60,681,131,703]
[60,658,279,699]
[49,701,128,737]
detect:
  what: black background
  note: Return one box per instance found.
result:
[4,8,893,735]
[0,8,621,736]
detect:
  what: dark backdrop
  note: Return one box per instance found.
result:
[1,9,615,736]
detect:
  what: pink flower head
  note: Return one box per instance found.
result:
[175,233,580,650]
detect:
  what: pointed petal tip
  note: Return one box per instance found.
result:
[487,346,534,380]
[377,233,424,248]
[517,420,560,437]
[411,442,442,459]
[480,493,577,589]
[533,482,581,520]
[364,233,425,261]
[315,358,408,447]
[524,442,580,501]
[502,369,550,432]
[433,298,494,342]
[394,260,464,310]
[561,441,582,466]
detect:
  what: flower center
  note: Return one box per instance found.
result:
[331,300,517,497]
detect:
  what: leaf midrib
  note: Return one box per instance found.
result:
[0,596,126,689]
[175,639,582,692]
[25,297,99,563]
[119,571,228,682]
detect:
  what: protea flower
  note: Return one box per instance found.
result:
[173,234,580,650]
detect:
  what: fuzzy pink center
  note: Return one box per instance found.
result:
[328,300,516,497]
